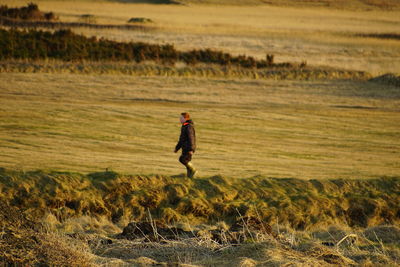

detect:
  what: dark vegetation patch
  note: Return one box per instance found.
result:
[0,3,151,30]
[0,16,152,31]
[117,216,276,244]
[356,33,400,40]
[79,14,97,24]
[0,28,297,69]
[332,105,378,110]
[0,3,57,21]
[369,73,400,87]
[128,17,154,23]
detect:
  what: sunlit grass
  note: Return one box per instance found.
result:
[1,1,399,265]
[1,72,399,179]
[2,0,400,74]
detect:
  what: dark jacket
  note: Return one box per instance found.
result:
[175,120,196,153]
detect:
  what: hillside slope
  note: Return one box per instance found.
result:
[1,168,399,229]
[1,168,400,266]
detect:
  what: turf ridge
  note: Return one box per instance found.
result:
[1,168,398,230]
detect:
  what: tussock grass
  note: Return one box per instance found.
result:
[1,168,399,229]
[1,169,399,266]
[0,200,95,266]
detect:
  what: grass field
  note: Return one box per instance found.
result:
[1,1,400,265]
[2,0,400,74]
[1,72,399,179]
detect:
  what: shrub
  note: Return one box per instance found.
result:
[79,14,96,24]
[128,17,153,23]
[0,28,290,69]
[0,3,57,21]
[266,54,274,66]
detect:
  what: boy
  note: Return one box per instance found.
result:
[174,112,197,178]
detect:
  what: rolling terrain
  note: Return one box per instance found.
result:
[1,0,400,266]
[1,73,399,178]
[1,169,400,265]
[2,0,400,74]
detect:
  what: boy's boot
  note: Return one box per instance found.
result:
[186,162,197,178]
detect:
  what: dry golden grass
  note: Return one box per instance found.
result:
[178,0,400,9]
[1,1,399,266]
[0,201,95,266]
[1,170,399,266]
[2,0,400,74]
[0,60,372,80]
[2,168,399,229]
[1,72,399,179]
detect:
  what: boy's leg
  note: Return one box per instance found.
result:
[179,152,196,178]
[179,152,192,165]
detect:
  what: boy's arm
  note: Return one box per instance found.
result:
[187,125,195,153]
[175,130,183,152]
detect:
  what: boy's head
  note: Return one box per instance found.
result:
[180,112,190,123]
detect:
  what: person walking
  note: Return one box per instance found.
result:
[174,112,197,178]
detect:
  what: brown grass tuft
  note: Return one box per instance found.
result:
[0,200,95,266]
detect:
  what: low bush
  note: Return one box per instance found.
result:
[0,3,57,21]
[128,17,153,23]
[79,14,96,24]
[0,28,294,69]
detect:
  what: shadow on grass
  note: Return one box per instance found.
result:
[88,171,119,181]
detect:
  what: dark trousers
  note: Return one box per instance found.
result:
[179,152,192,166]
